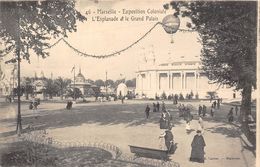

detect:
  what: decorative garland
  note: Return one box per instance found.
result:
[0,11,252,59]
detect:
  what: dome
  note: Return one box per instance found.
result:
[75,68,85,83]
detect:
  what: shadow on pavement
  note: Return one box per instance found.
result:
[0,103,183,138]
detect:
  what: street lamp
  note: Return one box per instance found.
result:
[161,14,180,43]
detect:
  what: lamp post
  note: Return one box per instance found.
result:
[16,3,22,136]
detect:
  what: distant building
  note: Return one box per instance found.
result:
[136,55,239,99]
[116,83,128,97]
[0,59,17,97]
[100,85,115,95]
[70,68,91,95]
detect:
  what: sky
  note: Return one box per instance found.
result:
[12,0,202,81]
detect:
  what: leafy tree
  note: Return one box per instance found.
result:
[105,79,114,88]
[114,79,125,87]
[86,79,94,85]
[44,79,58,99]
[125,78,136,87]
[94,79,105,87]
[167,1,256,121]
[54,77,71,99]
[66,87,82,99]
[207,91,217,100]
[0,0,86,135]
[161,91,167,100]
[21,77,34,100]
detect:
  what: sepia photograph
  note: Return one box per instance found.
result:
[0,0,258,166]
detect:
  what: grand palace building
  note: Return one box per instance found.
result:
[135,55,239,99]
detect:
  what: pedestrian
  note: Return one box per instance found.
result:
[190,130,206,163]
[156,102,160,112]
[66,101,73,110]
[162,101,166,112]
[235,106,239,116]
[159,127,174,153]
[121,96,124,104]
[198,116,204,133]
[145,105,150,119]
[202,105,207,117]
[184,107,193,122]
[186,120,191,134]
[227,108,234,122]
[160,109,172,129]
[174,94,178,104]
[178,104,183,117]
[213,101,217,109]
[198,105,202,116]
[217,99,220,109]
[153,103,157,112]
[210,106,214,117]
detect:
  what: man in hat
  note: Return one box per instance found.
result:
[190,130,206,163]
[145,104,150,119]
[159,127,174,153]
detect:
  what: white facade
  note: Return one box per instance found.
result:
[116,83,128,97]
[70,68,91,95]
[136,58,238,99]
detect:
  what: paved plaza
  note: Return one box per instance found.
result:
[0,99,256,167]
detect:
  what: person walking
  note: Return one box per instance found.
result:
[210,106,215,117]
[198,116,204,133]
[235,106,239,116]
[213,101,217,109]
[162,101,166,112]
[217,99,220,109]
[153,103,157,112]
[190,130,206,163]
[156,102,160,112]
[202,105,207,117]
[186,120,191,134]
[159,127,174,153]
[145,105,150,119]
[198,105,202,116]
[227,107,234,122]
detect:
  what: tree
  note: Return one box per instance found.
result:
[105,79,114,88]
[125,78,136,87]
[44,78,58,99]
[21,77,34,100]
[54,77,71,99]
[167,1,256,122]
[66,87,82,99]
[94,79,105,87]
[114,79,125,87]
[86,79,95,85]
[0,1,86,135]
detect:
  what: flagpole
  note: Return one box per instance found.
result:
[73,65,76,101]
[105,71,107,96]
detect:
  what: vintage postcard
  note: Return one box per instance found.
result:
[0,0,258,167]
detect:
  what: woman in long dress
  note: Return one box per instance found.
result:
[190,130,206,163]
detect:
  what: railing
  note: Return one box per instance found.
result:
[18,129,180,167]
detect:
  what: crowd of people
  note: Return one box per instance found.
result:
[145,99,240,163]
[144,101,207,163]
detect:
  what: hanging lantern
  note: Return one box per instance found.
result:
[162,14,180,34]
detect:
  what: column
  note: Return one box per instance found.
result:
[197,72,200,90]
[181,71,183,90]
[168,72,170,90]
[182,72,186,90]
[136,74,139,91]
[169,72,172,90]
[195,71,197,90]
[156,72,159,90]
